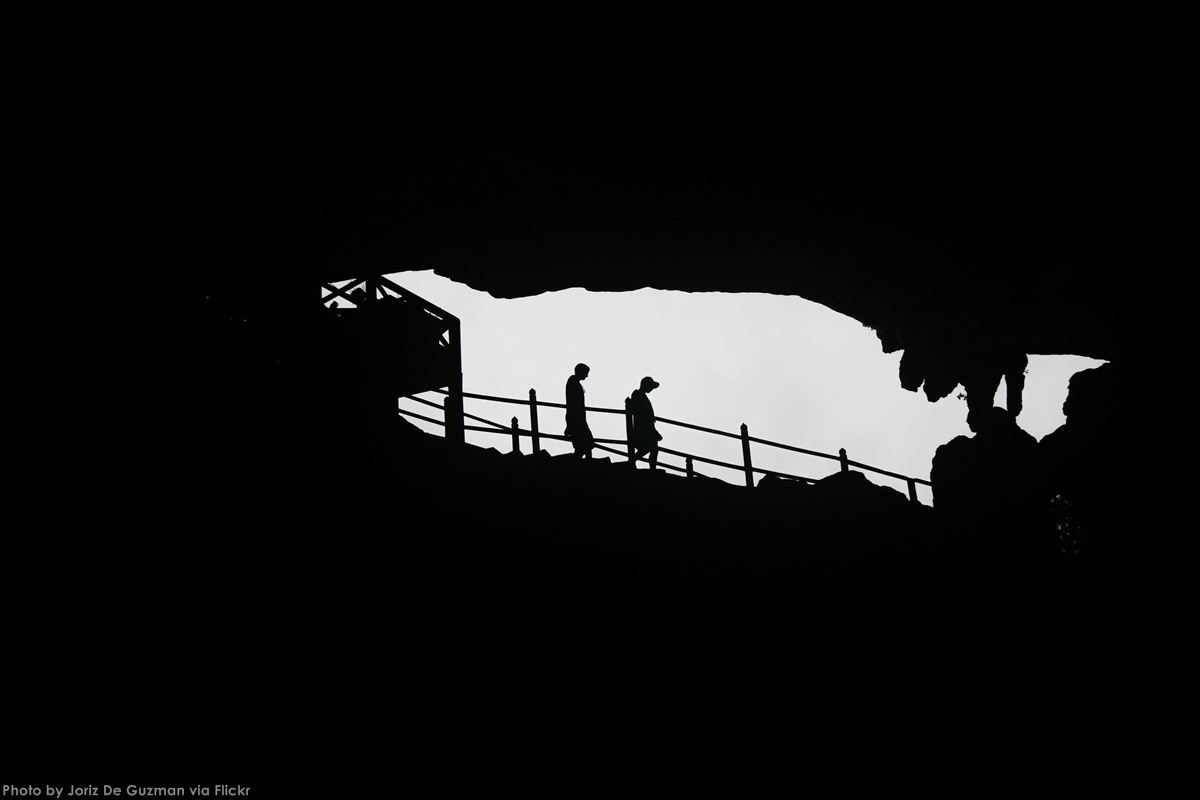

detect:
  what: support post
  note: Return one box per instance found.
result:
[907,478,918,503]
[741,423,754,488]
[444,379,465,444]
[511,416,521,454]
[625,397,635,464]
[839,448,849,473]
[444,317,465,444]
[686,457,694,479]
[529,388,540,454]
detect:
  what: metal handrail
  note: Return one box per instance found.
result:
[431,388,628,416]
[424,388,929,484]
[405,386,932,500]
[744,434,841,462]
[844,459,924,484]
[397,408,446,427]
[654,415,744,441]
[657,445,747,475]
[398,396,505,432]
[407,394,445,412]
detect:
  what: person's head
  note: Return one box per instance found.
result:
[968,405,1012,435]
[640,376,660,393]
[575,363,590,380]
[1063,363,1114,426]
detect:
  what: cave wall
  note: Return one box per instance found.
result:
[184,84,1166,409]
[301,134,1153,400]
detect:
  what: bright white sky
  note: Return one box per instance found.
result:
[385,270,1105,503]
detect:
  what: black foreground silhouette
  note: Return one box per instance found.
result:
[20,87,1177,784]
[564,362,594,459]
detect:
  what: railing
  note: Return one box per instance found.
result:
[398,387,933,504]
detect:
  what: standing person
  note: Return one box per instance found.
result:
[565,363,594,459]
[629,376,662,470]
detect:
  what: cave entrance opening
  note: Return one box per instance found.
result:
[377,270,1104,497]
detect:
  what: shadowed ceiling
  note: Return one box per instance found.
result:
[189,71,1168,402]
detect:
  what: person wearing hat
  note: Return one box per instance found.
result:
[565,362,594,458]
[629,376,662,470]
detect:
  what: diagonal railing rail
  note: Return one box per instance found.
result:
[398,387,934,504]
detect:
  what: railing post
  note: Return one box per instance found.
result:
[686,457,694,479]
[839,448,849,473]
[741,423,754,488]
[444,381,464,444]
[444,317,465,444]
[511,416,521,454]
[624,397,635,464]
[529,388,540,454]
[907,478,918,503]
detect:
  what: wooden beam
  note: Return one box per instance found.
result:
[321,279,365,305]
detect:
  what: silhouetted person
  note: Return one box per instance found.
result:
[931,405,1050,563]
[565,362,594,459]
[1039,363,1132,563]
[629,376,662,470]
